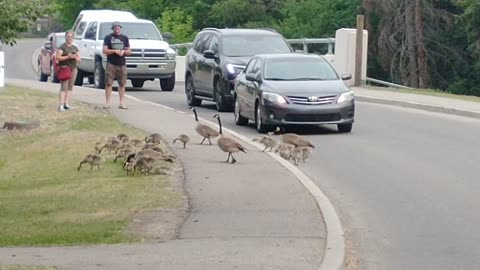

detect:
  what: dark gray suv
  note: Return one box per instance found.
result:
[184,28,293,112]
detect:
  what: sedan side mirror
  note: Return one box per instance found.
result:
[246,73,261,82]
[341,73,352,80]
[203,50,216,59]
[44,41,52,50]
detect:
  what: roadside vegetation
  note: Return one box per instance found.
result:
[0,87,184,246]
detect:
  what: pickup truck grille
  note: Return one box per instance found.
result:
[126,48,167,60]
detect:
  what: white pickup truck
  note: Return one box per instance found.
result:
[72,10,176,91]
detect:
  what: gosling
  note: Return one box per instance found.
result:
[274,143,294,161]
[173,134,190,149]
[77,154,104,171]
[145,133,162,145]
[275,126,315,149]
[190,107,219,145]
[213,114,246,164]
[129,138,144,147]
[252,135,277,152]
[114,148,136,163]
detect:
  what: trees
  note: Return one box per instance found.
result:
[0,0,52,46]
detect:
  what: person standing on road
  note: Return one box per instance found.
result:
[102,21,131,109]
[56,31,80,111]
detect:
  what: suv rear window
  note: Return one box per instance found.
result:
[221,35,291,57]
[99,22,162,40]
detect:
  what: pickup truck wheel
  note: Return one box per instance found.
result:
[94,61,105,89]
[131,79,144,88]
[160,72,175,91]
[38,62,48,82]
[50,64,59,83]
[74,69,84,86]
[185,74,202,106]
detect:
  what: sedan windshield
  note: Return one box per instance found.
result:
[222,35,291,57]
[99,22,162,40]
[264,58,339,81]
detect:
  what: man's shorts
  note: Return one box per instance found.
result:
[106,63,127,86]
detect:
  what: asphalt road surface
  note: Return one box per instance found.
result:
[4,39,480,270]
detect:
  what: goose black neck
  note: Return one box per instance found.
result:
[216,116,223,135]
[192,108,199,122]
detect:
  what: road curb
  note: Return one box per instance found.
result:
[356,95,480,119]
[127,95,345,270]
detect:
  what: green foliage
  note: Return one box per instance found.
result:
[0,0,53,46]
[156,7,196,43]
[52,0,95,29]
[276,0,361,38]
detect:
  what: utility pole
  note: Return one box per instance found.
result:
[354,14,364,87]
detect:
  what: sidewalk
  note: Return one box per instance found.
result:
[352,86,480,119]
[0,79,329,270]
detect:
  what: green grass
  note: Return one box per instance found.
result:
[0,87,183,246]
[363,85,480,103]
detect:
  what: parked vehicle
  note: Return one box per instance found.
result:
[38,32,65,83]
[234,53,355,133]
[185,28,293,112]
[71,10,176,90]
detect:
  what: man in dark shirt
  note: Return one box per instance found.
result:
[102,21,131,109]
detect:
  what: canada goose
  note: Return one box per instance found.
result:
[274,126,315,149]
[123,153,137,169]
[190,107,219,145]
[77,154,104,171]
[274,143,294,160]
[173,134,190,148]
[145,133,162,144]
[252,134,277,152]
[212,114,246,164]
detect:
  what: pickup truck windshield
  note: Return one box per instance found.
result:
[99,22,162,40]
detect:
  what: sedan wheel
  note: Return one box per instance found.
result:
[255,104,270,133]
[234,98,248,126]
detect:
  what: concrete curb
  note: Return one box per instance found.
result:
[128,95,345,270]
[356,95,480,119]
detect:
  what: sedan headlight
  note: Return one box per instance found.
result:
[262,92,288,105]
[337,91,354,103]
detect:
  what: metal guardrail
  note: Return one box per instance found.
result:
[171,38,336,55]
[366,77,413,89]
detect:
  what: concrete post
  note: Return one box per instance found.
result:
[0,51,4,87]
[354,15,365,86]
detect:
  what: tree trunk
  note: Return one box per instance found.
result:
[415,0,430,88]
[405,0,419,88]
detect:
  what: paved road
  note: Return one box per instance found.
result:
[5,39,480,270]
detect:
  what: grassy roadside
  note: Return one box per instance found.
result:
[363,85,480,103]
[0,87,184,246]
